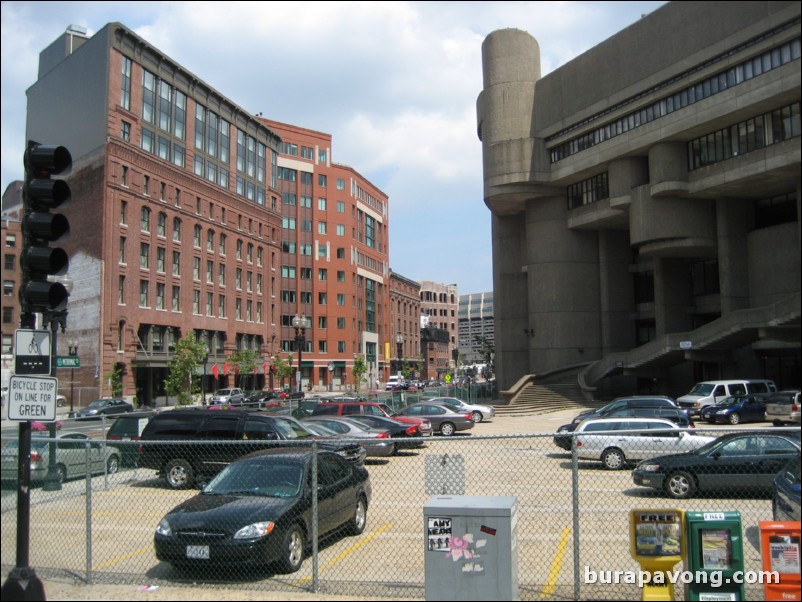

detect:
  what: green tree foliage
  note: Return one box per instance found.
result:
[272,353,295,390]
[474,335,495,378]
[104,364,123,398]
[228,348,260,390]
[352,355,368,393]
[165,331,207,406]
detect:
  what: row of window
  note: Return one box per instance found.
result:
[688,101,800,170]
[549,36,800,163]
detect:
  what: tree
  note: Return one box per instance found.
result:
[103,364,123,398]
[352,355,368,393]
[474,335,495,379]
[272,353,294,390]
[165,330,207,406]
[228,348,260,390]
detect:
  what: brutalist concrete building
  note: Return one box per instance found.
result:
[477,1,800,401]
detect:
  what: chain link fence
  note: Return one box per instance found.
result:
[1,424,796,600]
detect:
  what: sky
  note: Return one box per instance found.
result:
[1,0,667,295]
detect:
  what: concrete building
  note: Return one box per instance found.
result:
[419,280,459,358]
[20,23,388,405]
[458,291,495,367]
[477,1,801,401]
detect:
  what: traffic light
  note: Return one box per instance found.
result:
[20,140,72,324]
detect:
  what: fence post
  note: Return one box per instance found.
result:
[85,441,93,582]
[571,433,580,600]
[311,440,319,592]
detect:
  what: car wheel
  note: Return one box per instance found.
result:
[163,459,194,490]
[348,495,368,535]
[439,422,456,436]
[728,413,741,425]
[772,420,784,427]
[471,411,483,423]
[278,524,305,573]
[106,455,120,475]
[665,470,695,499]
[56,464,67,484]
[601,448,626,470]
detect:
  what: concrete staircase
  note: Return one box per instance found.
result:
[493,381,600,416]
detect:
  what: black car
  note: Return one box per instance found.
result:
[570,396,678,426]
[138,409,365,489]
[632,431,801,499]
[154,448,371,574]
[772,456,801,521]
[348,415,429,451]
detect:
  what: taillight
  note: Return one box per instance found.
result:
[375,432,388,439]
[405,426,417,435]
[107,435,121,441]
[465,414,472,420]
[576,440,583,447]
[30,452,42,465]
[792,403,799,412]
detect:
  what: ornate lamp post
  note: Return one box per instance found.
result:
[395,333,404,374]
[67,340,78,418]
[292,314,311,393]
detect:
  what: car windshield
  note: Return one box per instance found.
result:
[273,418,313,439]
[345,418,373,431]
[688,383,715,396]
[717,396,744,407]
[216,390,233,396]
[87,400,108,408]
[204,460,303,498]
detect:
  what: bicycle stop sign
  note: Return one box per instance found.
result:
[7,375,59,422]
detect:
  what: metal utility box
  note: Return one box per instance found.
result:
[685,511,745,601]
[423,495,518,601]
[759,520,801,601]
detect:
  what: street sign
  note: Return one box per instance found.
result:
[7,375,58,422]
[14,328,52,375]
[56,356,80,368]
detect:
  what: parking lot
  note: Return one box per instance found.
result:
[0,408,787,600]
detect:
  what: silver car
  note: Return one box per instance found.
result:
[302,416,395,457]
[765,390,801,426]
[1,433,121,484]
[425,396,495,423]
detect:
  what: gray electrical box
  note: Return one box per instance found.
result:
[424,495,518,601]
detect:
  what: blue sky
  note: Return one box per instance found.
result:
[1,1,666,295]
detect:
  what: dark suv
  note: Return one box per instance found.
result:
[138,409,365,489]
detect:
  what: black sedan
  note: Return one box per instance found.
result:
[349,415,429,451]
[75,398,134,419]
[632,431,801,499]
[154,448,371,574]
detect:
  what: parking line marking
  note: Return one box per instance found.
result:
[92,544,153,571]
[539,527,570,598]
[297,523,393,584]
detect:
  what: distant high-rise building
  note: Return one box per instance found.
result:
[458,292,494,366]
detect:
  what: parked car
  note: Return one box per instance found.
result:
[154,448,371,573]
[677,379,776,417]
[348,414,432,450]
[1,433,120,484]
[302,416,395,457]
[385,375,406,390]
[772,456,801,521]
[394,402,475,436]
[632,431,801,499]
[570,396,678,425]
[56,394,67,407]
[764,390,801,426]
[571,417,714,470]
[425,396,495,423]
[699,393,769,425]
[105,411,158,466]
[75,398,134,419]
[310,401,433,434]
[553,406,694,451]
[138,409,365,489]
[208,388,245,406]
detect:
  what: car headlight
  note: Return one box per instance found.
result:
[716,410,728,415]
[156,519,173,537]
[233,521,275,540]
[88,409,98,414]
[637,464,662,472]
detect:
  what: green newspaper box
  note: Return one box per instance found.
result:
[684,511,745,601]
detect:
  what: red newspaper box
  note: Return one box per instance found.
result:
[759,521,801,601]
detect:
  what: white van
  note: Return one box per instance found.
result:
[385,375,405,390]
[677,379,777,416]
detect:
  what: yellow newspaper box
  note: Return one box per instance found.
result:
[630,509,685,601]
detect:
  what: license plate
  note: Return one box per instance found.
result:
[186,545,209,559]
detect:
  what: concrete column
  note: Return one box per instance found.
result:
[525,196,601,372]
[598,230,635,355]
[653,257,692,336]
[716,198,752,314]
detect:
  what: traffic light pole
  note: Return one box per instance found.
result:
[42,319,61,491]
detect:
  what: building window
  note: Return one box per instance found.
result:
[140,243,150,269]
[121,56,132,110]
[4,253,15,271]
[173,217,182,242]
[119,236,126,264]
[156,247,166,273]
[121,165,129,187]
[337,178,345,190]
[3,307,14,324]
[139,280,149,307]
[4,280,14,296]
[140,207,151,232]
[172,251,181,276]
[193,225,202,248]
[193,290,201,314]
[172,286,180,311]
[156,283,165,309]
[121,121,131,142]
[193,257,201,281]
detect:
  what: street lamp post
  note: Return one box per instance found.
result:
[68,341,78,418]
[292,314,311,393]
[395,333,404,375]
[201,346,209,405]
